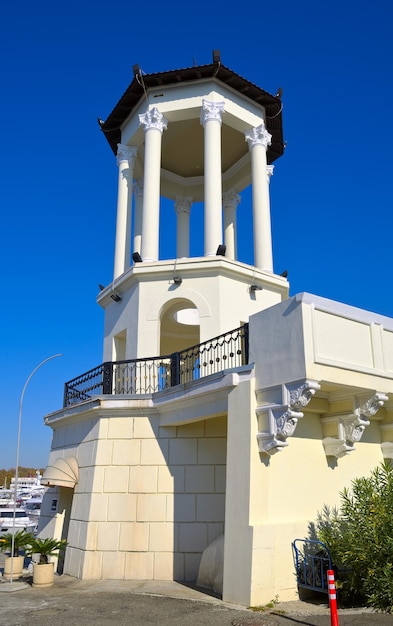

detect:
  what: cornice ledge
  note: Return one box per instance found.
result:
[322,392,388,459]
[256,379,321,456]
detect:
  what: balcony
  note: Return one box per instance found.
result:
[64,324,249,408]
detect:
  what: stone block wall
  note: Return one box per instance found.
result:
[64,412,227,581]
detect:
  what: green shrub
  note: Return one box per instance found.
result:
[315,461,393,612]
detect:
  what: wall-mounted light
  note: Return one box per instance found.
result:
[132,252,143,263]
[216,244,226,256]
[173,276,182,286]
[250,285,263,292]
[110,293,122,302]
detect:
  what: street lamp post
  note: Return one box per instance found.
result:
[9,353,62,587]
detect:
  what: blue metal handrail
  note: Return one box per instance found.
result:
[292,539,332,594]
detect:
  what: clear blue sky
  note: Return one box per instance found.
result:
[1,0,392,470]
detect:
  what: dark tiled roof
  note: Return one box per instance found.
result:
[100,62,284,164]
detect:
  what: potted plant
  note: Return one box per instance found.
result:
[26,537,67,588]
[0,530,34,580]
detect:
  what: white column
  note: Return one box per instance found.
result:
[174,196,192,258]
[139,107,168,262]
[245,122,273,271]
[113,144,137,279]
[223,190,240,260]
[200,99,225,256]
[133,179,143,255]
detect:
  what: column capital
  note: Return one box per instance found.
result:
[245,122,272,150]
[200,99,225,127]
[175,196,193,215]
[116,144,138,166]
[222,190,241,210]
[139,107,168,134]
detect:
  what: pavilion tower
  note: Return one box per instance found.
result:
[97,51,288,363]
[40,51,393,608]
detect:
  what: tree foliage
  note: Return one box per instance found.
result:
[315,461,393,612]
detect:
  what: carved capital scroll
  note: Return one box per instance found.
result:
[139,107,168,134]
[355,392,388,419]
[200,100,225,126]
[256,379,320,456]
[245,121,272,151]
[323,392,388,458]
[288,380,321,411]
[116,144,138,166]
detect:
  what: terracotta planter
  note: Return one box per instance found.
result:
[4,555,24,580]
[32,562,54,588]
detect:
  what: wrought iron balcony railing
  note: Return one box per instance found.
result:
[64,324,249,407]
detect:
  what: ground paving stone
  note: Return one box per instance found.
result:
[0,572,392,626]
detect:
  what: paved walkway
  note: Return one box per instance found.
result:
[0,573,390,626]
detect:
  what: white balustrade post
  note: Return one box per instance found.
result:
[139,107,168,262]
[223,190,240,260]
[175,196,192,258]
[200,99,225,256]
[245,122,273,271]
[113,144,137,279]
[133,179,143,256]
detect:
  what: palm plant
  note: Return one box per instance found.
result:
[0,530,34,557]
[26,537,67,564]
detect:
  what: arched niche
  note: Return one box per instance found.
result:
[160,298,200,356]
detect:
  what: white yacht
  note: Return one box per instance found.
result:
[0,507,36,534]
[23,494,43,530]
[0,490,15,508]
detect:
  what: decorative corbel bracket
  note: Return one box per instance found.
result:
[381,441,393,461]
[322,392,388,458]
[256,379,321,456]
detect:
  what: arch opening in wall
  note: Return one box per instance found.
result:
[160,298,200,356]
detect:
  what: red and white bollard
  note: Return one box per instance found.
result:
[327,569,339,626]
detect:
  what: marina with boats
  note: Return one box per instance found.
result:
[0,471,45,535]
